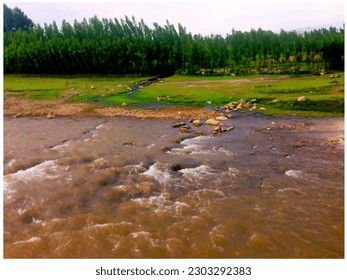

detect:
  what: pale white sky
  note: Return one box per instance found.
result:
[4,0,345,35]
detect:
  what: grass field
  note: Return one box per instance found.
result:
[4,73,344,117]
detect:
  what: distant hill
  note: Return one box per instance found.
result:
[294,20,344,34]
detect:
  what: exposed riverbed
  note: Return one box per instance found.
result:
[3,114,344,258]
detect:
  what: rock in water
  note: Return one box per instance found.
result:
[216,116,227,121]
[194,130,204,136]
[172,122,186,128]
[179,127,192,134]
[205,119,220,126]
[192,119,203,127]
[160,146,170,152]
[226,125,234,131]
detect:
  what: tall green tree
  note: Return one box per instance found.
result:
[3,4,34,32]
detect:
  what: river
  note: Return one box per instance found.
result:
[3,114,344,258]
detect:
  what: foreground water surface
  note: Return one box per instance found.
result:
[3,114,344,258]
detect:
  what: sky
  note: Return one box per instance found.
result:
[4,0,345,35]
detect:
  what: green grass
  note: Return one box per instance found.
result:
[3,73,344,117]
[4,74,150,101]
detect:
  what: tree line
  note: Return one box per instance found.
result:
[3,9,344,75]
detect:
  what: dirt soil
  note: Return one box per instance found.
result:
[4,97,217,120]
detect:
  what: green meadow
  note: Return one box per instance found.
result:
[4,73,344,118]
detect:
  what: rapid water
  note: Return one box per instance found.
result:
[3,115,344,258]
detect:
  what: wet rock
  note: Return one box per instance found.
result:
[225,102,237,108]
[226,125,234,131]
[123,142,136,147]
[244,102,251,109]
[216,116,227,121]
[236,104,243,110]
[194,130,204,136]
[239,98,246,105]
[297,96,307,102]
[226,113,234,118]
[47,113,55,119]
[20,207,42,224]
[192,119,203,127]
[171,163,183,171]
[179,127,192,134]
[172,121,186,128]
[213,126,221,132]
[212,123,232,134]
[160,146,170,152]
[205,119,220,126]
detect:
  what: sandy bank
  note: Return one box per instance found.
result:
[4,97,217,120]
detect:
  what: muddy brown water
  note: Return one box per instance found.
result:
[3,114,344,258]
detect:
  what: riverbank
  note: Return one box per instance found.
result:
[4,97,217,120]
[4,73,344,118]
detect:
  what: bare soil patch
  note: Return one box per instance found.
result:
[4,97,217,120]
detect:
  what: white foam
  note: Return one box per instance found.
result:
[125,163,145,172]
[278,188,305,195]
[132,193,189,217]
[169,144,210,155]
[130,231,151,238]
[51,141,72,150]
[132,193,169,208]
[143,163,171,185]
[228,167,239,177]
[11,237,41,246]
[285,170,303,178]
[192,189,226,198]
[5,160,64,182]
[179,165,214,181]
[6,159,16,168]
[146,144,155,149]
[213,147,233,156]
[92,223,114,228]
[180,136,209,146]
[169,136,211,155]
[4,160,68,196]
[4,184,15,200]
[113,184,127,190]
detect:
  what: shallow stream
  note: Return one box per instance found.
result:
[3,114,344,258]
